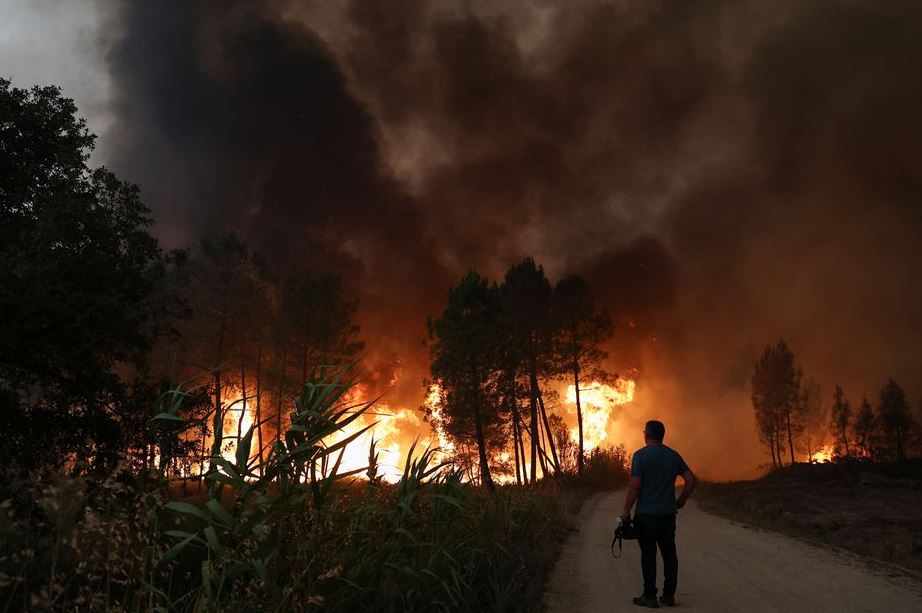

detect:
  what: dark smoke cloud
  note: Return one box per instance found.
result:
[103,0,922,477]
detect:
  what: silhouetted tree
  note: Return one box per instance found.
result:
[877,378,912,461]
[852,395,875,459]
[829,385,852,459]
[553,275,614,474]
[0,79,164,473]
[501,259,559,480]
[751,340,801,467]
[427,272,501,491]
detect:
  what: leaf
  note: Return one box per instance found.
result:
[236,423,255,471]
[162,533,200,563]
[164,530,206,545]
[164,501,210,522]
[148,412,187,423]
[203,525,222,554]
[204,471,237,487]
[206,498,233,526]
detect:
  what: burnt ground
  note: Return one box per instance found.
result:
[697,459,922,574]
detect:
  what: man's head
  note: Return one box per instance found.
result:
[644,420,665,443]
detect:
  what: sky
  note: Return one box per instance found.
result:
[3,0,921,478]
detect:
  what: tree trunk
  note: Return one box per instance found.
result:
[255,343,264,473]
[528,356,539,482]
[769,430,778,468]
[511,407,522,485]
[238,358,247,441]
[785,409,795,465]
[537,387,559,473]
[515,406,529,484]
[276,349,286,445]
[209,299,228,475]
[536,408,549,477]
[775,424,784,468]
[470,360,495,492]
[842,424,851,458]
[573,354,584,475]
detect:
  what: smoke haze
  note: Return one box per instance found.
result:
[95,0,922,478]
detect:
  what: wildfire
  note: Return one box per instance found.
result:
[564,379,635,450]
[426,383,454,455]
[810,445,834,463]
[322,402,429,482]
[207,384,429,482]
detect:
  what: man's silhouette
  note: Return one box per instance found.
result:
[621,420,697,608]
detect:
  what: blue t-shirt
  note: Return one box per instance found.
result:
[631,444,689,515]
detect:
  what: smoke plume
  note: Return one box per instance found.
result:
[103,0,922,478]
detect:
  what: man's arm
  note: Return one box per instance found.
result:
[621,476,642,519]
[676,469,697,509]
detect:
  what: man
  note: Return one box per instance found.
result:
[621,420,697,608]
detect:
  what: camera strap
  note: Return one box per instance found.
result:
[611,527,623,558]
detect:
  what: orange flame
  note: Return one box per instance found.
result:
[564,379,635,450]
[810,445,834,463]
[321,401,429,482]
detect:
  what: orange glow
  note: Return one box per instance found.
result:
[200,386,259,468]
[425,383,454,455]
[321,401,429,482]
[810,445,834,463]
[564,379,635,450]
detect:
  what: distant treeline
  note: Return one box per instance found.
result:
[751,340,920,468]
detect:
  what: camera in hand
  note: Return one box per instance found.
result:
[611,516,637,558]
[616,516,637,540]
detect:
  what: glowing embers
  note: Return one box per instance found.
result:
[564,379,636,450]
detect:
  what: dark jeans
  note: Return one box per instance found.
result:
[635,513,678,598]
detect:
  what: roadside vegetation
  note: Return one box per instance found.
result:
[698,460,922,573]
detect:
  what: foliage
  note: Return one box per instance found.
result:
[877,378,913,461]
[425,261,617,488]
[426,272,502,490]
[554,275,614,474]
[829,385,852,459]
[751,340,802,467]
[0,79,165,474]
[852,396,875,459]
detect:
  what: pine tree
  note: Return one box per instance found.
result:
[878,378,913,461]
[554,275,613,474]
[427,271,502,491]
[829,385,852,459]
[751,340,800,467]
[852,395,875,459]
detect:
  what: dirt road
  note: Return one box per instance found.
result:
[544,491,922,612]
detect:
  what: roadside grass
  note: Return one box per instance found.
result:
[697,459,922,574]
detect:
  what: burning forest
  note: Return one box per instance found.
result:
[3,0,922,610]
